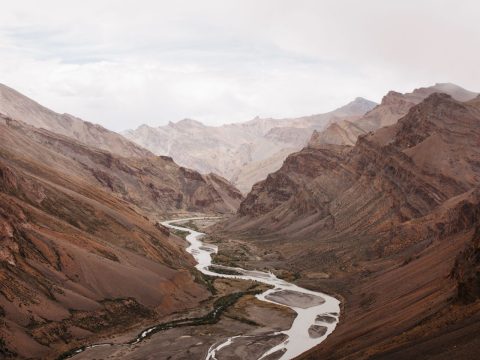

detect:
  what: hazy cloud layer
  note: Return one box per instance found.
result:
[0,0,478,130]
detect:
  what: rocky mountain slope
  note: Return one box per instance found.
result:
[0,118,214,359]
[0,116,242,216]
[310,83,477,147]
[0,83,152,158]
[222,92,480,359]
[0,86,245,358]
[123,97,376,193]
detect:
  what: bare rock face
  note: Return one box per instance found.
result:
[123,97,376,193]
[236,93,480,236]
[451,223,480,303]
[238,144,352,218]
[308,119,364,147]
[205,172,244,212]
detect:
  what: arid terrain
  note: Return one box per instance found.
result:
[2,81,480,360]
[218,89,480,359]
[0,87,244,359]
[0,84,152,159]
[2,2,480,359]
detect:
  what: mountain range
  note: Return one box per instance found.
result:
[221,87,480,359]
[122,83,476,196]
[1,80,480,359]
[311,82,478,146]
[123,97,377,193]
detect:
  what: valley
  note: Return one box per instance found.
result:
[1,82,480,360]
[2,2,480,359]
[65,217,339,360]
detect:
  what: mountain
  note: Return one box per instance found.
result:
[0,83,152,158]
[310,83,477,147]
[0,117,214,359]
[123,97,377,193]
[229,148,296,195]
[0,86,245,357]
[222,92,480,359]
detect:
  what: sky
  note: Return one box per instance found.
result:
[0,0,479,131]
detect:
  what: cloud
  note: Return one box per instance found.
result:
[0,0,478,131]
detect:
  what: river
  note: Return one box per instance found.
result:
[163,218,340,360]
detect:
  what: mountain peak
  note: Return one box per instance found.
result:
[380,91,404,105]
[412,83,477,102]
[335,97,377,116]
[171,118,205,127]
[433,82,464,90]
[135,124,154,132]
[354,96,374,103]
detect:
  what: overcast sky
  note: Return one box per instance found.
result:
[0,0,478,131]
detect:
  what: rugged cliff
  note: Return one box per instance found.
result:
[235,93,480,238]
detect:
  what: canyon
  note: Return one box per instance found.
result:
[1,82,480,360]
